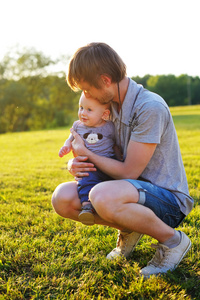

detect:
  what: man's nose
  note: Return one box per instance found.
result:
[83,91,91,98]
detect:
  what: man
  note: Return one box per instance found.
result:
[52,42,193,278]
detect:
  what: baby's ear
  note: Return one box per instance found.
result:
[102,109,110,121]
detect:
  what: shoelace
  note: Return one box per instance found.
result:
[116,232,123,247]
[148,243,169,267]
[116,232,129,253]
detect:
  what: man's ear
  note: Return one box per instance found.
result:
[102,109,110,121]
[100,75,112,87]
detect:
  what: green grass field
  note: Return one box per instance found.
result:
[0,105,200,299]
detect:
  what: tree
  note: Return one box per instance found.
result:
[191,76,200,105]
[132,75,151,88]
[146,74,188,106]
[0,80,30,132]
[0,46,66,80]
[1,47,199,133]
[0,47,75,133]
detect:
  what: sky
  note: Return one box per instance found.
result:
[1,0,200,78]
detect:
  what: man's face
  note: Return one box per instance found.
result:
[77,80,114,104]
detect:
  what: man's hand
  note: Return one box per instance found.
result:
[70,128,86,156]
[68,156,96,179]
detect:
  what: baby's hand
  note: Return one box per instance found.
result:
[59,145,71,157]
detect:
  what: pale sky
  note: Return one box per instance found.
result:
[1,0,200,77]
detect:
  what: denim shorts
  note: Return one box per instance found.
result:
[124,179,185,228]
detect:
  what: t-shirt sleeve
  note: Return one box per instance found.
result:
[130,101,170,144]
[72,120,79,132]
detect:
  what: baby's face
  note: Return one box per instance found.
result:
[78,95,109,127]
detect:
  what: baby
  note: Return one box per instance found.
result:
[59,93,116,225]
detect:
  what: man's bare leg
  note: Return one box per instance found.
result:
[51,181,124,230]
[52,180,191,276]
[89,180,175,243]
[52,180,175,241]
[89,180,191,277]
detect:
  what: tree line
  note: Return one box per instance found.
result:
[0,48,199,133]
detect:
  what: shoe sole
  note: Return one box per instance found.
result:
[78,211,95,225]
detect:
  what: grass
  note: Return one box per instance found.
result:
[0,105,200,299]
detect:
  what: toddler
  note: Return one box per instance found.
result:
[59,93,116,225]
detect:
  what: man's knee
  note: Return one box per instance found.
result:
[51,182,79,217]
[90,182,110,204]
[89,183,115,221]
[52,184,66,213]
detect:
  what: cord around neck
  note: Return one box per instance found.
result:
[117,82,123,157]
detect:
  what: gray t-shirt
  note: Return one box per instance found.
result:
[73,120,115,158]
[111,78,193,216]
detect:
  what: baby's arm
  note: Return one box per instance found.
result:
[59,133,74,157]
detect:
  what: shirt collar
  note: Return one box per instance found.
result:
[111,78,142,124]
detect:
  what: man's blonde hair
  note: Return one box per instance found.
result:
[67,42,126,91]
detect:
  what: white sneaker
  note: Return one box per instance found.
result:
[140,231,191,278]
[107,230,143,259]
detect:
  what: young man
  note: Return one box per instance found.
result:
[52,42,193,278]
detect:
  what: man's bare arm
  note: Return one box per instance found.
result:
[70,128,157,179]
